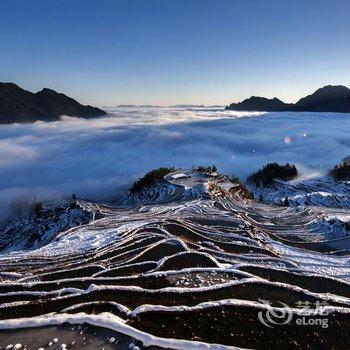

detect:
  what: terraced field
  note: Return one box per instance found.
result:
[0,170,349,349]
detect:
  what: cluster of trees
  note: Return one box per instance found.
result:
[31,201,43,216]
[329,162,350,181]
[196,165,217,173]
[247,162,299,187]
[130,167,175,193]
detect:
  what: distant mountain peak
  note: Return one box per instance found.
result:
[226,84,350,113]
[37,87,58,94]
[226,95,290,112]
[318,84,349,91]
[0,82,107,124]
[1,82,21,88]
[296,85,350,106]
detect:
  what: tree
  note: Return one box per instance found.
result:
[33,201,43,216]
[329,162,350,181]
[247,163,298,187]
[130,167,175,193]
[196,165,218,173]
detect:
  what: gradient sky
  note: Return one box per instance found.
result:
[0,0,349,106]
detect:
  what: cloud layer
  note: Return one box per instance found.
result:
[1,107,349,218]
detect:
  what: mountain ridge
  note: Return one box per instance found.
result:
[0,82,107,124]
[226,85,350,113]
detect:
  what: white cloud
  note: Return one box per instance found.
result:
[0,140,38,166]
[0,107,349,218]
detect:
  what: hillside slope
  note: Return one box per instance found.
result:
[0,169,349,349]
[0,82,107,123]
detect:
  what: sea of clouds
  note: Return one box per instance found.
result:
[1,107,350,218]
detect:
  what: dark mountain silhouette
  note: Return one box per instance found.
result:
[0,82,107,124]
[226,85,350,113]
[294,85,350,112]
[225,96,291,112]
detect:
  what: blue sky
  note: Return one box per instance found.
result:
[0,0,349,106]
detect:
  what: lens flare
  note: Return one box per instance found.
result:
[284,136,292,144]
